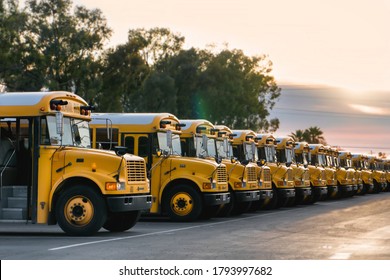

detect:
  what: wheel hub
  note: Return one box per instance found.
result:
[171,192,194,216]
[65,196,94,226]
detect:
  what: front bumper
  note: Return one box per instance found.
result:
[106,195,152,212]
[277,188,295,198]
[203,192,231,206]
[259,189,273,200]
[235,190,261,202]
[313,187,328,196]
[295,187,312,197]
[339,185,354,194]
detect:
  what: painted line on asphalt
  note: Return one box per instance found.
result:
[49,209,298,251]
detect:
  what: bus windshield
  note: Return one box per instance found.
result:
[285,148,294,164]
[195,135,216,158]
[265,146,276,163]
[216,139,233,159]
[158,132,182,155]
[44,116,91,148]
[318,154,326,166]
[244,142,258,162]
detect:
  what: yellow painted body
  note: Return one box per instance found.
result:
[90,113,229,215]
[0,91,150,227]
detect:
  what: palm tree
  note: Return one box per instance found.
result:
[305,126,326,144]
[289,129,306,142]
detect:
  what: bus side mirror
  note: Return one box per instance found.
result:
[72,124,81,145]
[56,111,64,136]
[106,119,112,141]
[114,146,128,156]
[167,130,173,149]
[202,134,208,152]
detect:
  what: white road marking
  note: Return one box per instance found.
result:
[49,209,298,251]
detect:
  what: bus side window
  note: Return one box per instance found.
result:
[40,118,50,145]
[96,128,118,150]
[138,136,149,158]
[124,136,135,154]
[258,147,266,162]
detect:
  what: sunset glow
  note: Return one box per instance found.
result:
[72,0,390,156]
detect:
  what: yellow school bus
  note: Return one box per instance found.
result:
[0,91,151,235]
[383,159,390,192]
[180,120,262,216]
[251,133,295,208]
[367,155,386,193]
[215,125,272,211]
[351,153,374,194]
[90,113,230,222]
[326,147,356,197]
[275,137,311,204]
[308,144,334,200]
[339,150,363,195]
[294,142,328,202]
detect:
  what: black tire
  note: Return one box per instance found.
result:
[264,186,279,210]
[55,186,107,236]
[163,185,202,222]
[216,190,235,217]
[103,211,141,232]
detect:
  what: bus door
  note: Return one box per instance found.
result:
[0,118,33,221]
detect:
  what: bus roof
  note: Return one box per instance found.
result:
[255,133,276,147]
[274,136,295,149]
[231,129,257,144]
[0,91,89,118]
[180,119,215,137]
[91,113,181,132]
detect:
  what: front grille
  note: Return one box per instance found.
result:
[126,160,147,182]
[246,166,257,182]
[321,170,327,181]
[304,170,310,180]
[263,168,271,182]
[217,165,228,183]
[287,169,293,181]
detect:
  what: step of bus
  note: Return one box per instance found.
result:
[1,185,28,198]
[0,186,28,220]
[1,208,27,220]
[8,197,27,208]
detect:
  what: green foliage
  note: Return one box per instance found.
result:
[1,4,282,132]
[194,48,281,131]
[0,0,111,99]
[290,126,327,145]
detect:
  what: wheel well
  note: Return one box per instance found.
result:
[48,177,102,225]
[161,179,200,213]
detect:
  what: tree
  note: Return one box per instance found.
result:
[155,48,205,118]
[290,126,327,145]
[99,27,184,112]
[0,0,29,91]
[98,43,149,112]
[305,126,326,144]
[195,48,281,131]
[128,27,185,67]
[1,0,111,100]
[290,129,307,142]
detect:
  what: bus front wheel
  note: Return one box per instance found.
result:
[103,211,141,232]
[164,185,202,222]
[55,186,107,236]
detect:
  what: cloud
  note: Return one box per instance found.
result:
[348,104,390,116]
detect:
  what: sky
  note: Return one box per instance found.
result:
[72,0,390,156]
